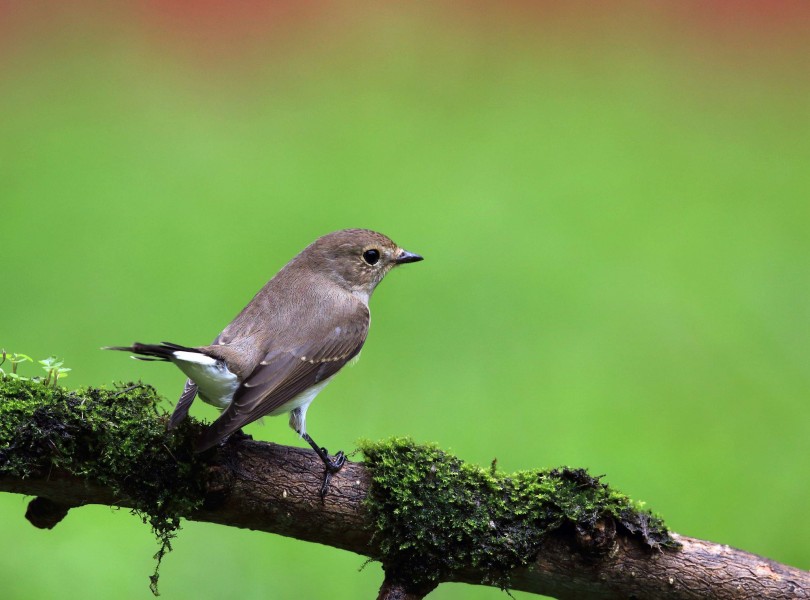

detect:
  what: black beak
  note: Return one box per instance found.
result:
[395,250,423,264]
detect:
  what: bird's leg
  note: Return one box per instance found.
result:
[301,432,346,498]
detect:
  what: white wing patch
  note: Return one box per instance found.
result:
[173,351,218,366]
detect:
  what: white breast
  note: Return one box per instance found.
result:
[271,377,332,437]
[267,377,332,417]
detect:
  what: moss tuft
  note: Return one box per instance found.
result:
[0,378,209,594]
[361,437,679,588]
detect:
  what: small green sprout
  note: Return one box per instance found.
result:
[39,356,71,387]
[8,352,33,375]
[0,350,71,386]
[1,350,34,380]
[5,372,30,381]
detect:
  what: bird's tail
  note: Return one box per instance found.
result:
[103,341,199,362]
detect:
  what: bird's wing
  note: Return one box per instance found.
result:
[168,378,199,429]
[195,304,369,452]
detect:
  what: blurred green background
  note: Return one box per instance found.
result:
[1,1,809,598]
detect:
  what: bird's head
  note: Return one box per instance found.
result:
[301,229,423,301]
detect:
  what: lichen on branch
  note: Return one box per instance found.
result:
[0,378,687,598]
[360,438,678,589]
[0,378,209,593]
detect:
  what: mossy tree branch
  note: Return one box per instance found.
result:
[0,379,808,599]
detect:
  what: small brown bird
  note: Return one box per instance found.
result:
[107,229,422,493]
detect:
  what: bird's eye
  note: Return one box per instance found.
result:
[362,249,380,265]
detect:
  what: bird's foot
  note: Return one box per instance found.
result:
[318,448,346,499]
[302,433,346,498]
[323,448,346,472]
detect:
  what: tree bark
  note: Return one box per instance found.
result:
[376,577,436,600]
[0,439,806,599]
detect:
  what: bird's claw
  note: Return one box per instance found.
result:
[327,450,346,472]
[320,450,346,499]
[301,433,346,498]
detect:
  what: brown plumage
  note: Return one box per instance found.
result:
[107,229,422,460]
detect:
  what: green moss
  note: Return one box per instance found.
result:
[0,378,209,595]
[0,381,680,593]
[361,437,679,588]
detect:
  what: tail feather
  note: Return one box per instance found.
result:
[103,342,199,361]
[106,341,234,452]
